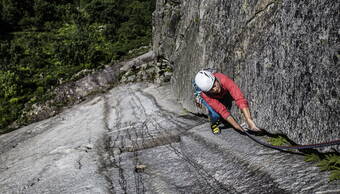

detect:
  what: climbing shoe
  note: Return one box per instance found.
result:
[211,122,221,134]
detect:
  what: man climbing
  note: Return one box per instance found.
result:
[194,69,261,134]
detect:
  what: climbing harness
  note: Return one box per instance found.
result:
[243,129,340,150]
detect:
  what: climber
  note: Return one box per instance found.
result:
[193,69,261,134]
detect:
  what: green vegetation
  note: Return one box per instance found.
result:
[305,153,340,181]
[267,135,289,146]
[0,0,155,131]
[267,136,340,181]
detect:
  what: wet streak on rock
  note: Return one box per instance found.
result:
[98,83,339,193]
[1,83,338,193]
[99,83,236,193]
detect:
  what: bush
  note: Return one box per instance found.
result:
[0,0,155,132]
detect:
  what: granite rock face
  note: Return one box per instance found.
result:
[153,0,340,149]
[1,83,339,193]
[120,51,173,84]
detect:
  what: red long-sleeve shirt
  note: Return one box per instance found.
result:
[201,73,249,119]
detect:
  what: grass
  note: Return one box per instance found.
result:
[304,153,340,181]
[267,136,340,181]
[267,135,289,146]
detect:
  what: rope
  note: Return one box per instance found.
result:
[243,129,340,150]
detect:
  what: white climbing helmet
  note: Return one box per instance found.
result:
[195,70,215,92]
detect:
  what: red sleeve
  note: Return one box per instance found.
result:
[201,93,231,119]
[216,73,249,109]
